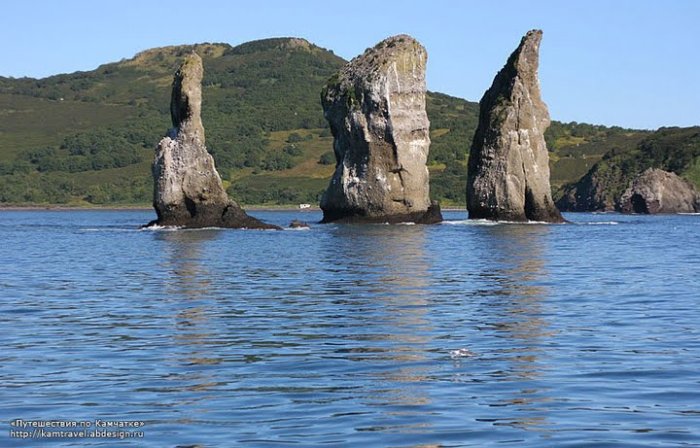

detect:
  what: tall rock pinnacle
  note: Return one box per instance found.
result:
[319,35,442,224]
[467,30,564,223]
[148,52,279,229]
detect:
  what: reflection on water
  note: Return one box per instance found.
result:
[157,230,222,390]
[480,225,551,356]
[476,224,552,431]
[320,224,435,436]
[157,230,219,300]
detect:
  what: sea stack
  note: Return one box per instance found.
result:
[467,30,564,223]
[319,35,442,224]
[148,52,279,229]
[619,168,700,214]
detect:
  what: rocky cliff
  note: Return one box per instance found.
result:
[148,53,279,229]
[555,166,620,212]
[556,126,700,212]
[619,168,700,214]
[319,35,442,224]
[467,30,564,223]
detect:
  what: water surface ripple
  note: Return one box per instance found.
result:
[1,210,699,447]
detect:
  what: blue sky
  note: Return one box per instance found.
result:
[2,0,698,129]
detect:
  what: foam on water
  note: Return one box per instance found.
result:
[139,224,183,232]
[449,348,476,359]
[442,219,499,226]
[441,218,555,226]
[582,221,620,225]
[80,227,139,233]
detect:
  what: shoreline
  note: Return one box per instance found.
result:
[0,204,467,212]
[0,204,319,212]
[0,204,153,212]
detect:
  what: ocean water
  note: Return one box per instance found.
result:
[1,209,699,447]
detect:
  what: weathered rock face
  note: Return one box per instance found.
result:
[619,168,700,214]
[319,35,442,224]
[148,53,279,229]
[556,168,620,212]
[467,30,564,223]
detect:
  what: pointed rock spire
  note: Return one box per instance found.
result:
[169,52,205,144]
[148,52,279,229]
[467,30,564,223]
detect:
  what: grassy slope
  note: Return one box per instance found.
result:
[0,94,136,160]
[550,133,649,189]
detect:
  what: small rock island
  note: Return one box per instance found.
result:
[147,53,279,229]
[619,168,700,214]
[319,35,442,224]
[467,30,564,223]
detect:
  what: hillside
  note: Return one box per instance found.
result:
[0,38,654,207]
[556,126,700,211]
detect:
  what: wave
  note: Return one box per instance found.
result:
[442,219,499,226]
[141,224,283,232]
[80,227,140,233]
[581,221,619,225]
[441,219,555,226]
[139,224,183,232]
[449,348,476,359]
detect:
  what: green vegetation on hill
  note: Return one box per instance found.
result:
[556,126,700,211]
[0,39,346,205]
[549,130,650,190]
[0,37,671,208]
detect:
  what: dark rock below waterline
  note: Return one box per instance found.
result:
[467,30,564,223]
[147,52,279,230]
[321,201,443,224]
[289,219,310,229]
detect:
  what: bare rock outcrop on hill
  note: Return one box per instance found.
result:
[147,53,279,229]
[467,30,564,223]
[619,168,700,214]
[319,35,442,224]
